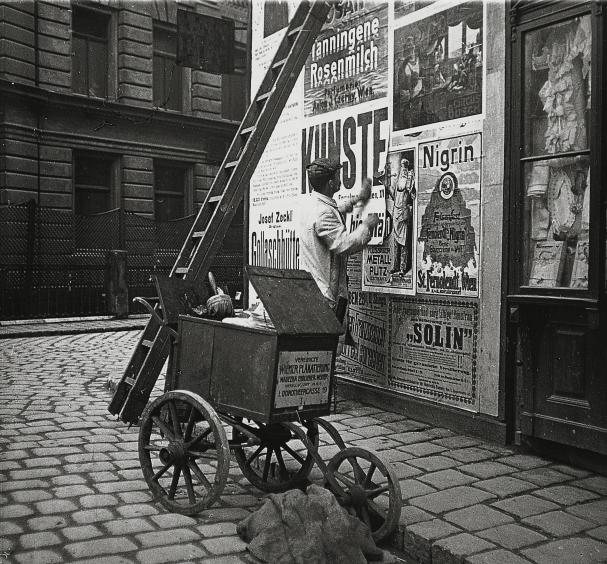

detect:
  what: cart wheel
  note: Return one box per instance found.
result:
[325,447,402,542]
[138,390,229,515]
[232,419,319,493]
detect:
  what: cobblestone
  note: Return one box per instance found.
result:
[65,537,138,559]
[61,524,104,541]
[431,532,495,564]
[522,510,595,536]
[135,544,208,563]
[18,531,62,550]
[2,328,607,564]
[477,523,547,549]
[521,536,607,564]
[444,504,513,531]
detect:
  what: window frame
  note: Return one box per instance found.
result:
[153,22,183,111]
[71,4,112,99]
[73,152,118,216]
[153,160,192,222]
[507,1,605,302]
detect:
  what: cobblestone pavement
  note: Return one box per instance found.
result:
[1,329,607,564]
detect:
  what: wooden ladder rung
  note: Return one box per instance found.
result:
[288,26,303,38]
[124,377,135,386]
[272,57,287,70]
[142,339,153,348]
[256,90,273,103]
[175,267,189,275]
[208,195,222,203]
[192,231,205,239]
[225,160,239,169]
[241,126,255,136]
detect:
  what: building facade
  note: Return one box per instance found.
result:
[0,0,249,317]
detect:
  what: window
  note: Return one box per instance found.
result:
[153,24,182,111]
[519,14,592,289]
[72,6,109,97]
[222,45,247,121]
[75,154,113,215]
[154,162,186,221]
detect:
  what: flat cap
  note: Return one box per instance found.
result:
[306,157,342,179]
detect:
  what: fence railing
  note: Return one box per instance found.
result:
[0,201,243,320]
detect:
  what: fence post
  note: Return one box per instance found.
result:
[24,199,37,316]
[105,250,129,318]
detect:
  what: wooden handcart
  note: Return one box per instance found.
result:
[125,267,402,542]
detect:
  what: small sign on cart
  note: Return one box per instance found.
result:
[274,350,332,408]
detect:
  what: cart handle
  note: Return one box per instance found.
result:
[133,296,163,326]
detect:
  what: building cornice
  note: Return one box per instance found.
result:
[0,79,240,139]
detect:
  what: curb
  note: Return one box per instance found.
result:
[0,317,148,339]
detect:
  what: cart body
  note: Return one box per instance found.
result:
[173,266,344,424]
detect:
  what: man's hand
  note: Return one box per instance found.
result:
[363,213,380,229]
[358,178,372,204]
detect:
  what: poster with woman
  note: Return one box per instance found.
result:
[362,147,416,294]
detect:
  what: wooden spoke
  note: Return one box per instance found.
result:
[359,504,372,530]
[262,447,273,482]
[332,470,355,490]
[274,447,288,476]
[184,407,196,441]
[167,401,181,437]
[153,461,173,482]
[282,443,306,465]
[168,466,181,499]
[186,427,212,449]
[152,415,174,441]
[246,444,265,465]
[181,464,197,505]
[367,484,390,499]
[364,463,377,488]
[189,460,212,490]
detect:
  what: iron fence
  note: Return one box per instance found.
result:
[0,201,243,320]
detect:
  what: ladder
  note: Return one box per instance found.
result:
[109,1,331,424]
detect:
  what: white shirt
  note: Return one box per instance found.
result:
[298,192,373,307]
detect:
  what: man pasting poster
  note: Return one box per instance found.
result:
[416,132,481,297]
[362,148,416,294]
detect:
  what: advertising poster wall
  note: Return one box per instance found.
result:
[416,132,481,297]
[249,1,485,414]
[389,297,479,410]
[304,3,389,117]
[363,147,416,294]
[392,1,484,132]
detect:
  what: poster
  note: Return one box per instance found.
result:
[389,297,478,410]
[339,290,389,387]
[304,3,389,117]
[274,350,333,408]
[362,147,416,293]
[392,1,483,132]
[301,105,391,245]
[249,198,300,270]
[416,132,481,296]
